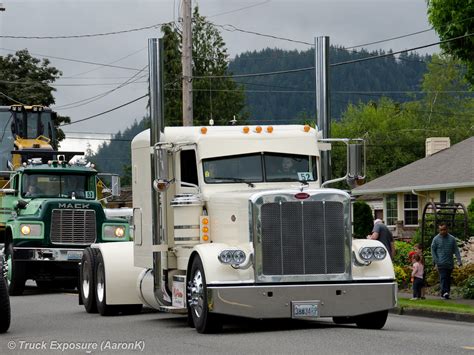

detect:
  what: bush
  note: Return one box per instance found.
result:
[353,201,373,239]
[393,241,413,267]
[426,268,439,287]
[394,265,410,289]
[468,198,474,237]
[461,275,474,299]
[452,264,474,286]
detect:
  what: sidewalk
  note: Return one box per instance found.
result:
[392,292,474,323]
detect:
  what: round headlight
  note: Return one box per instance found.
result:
[219,250,233,264]
[114,227,125,237]
[359,247,373,261]
[373,247,387,260]
[232,250,246,264]
[21,225,31,235]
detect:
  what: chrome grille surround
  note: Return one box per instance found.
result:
[50,209,97,245]
[250,189,352,283]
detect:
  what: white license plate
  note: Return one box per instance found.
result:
[292,302,319,318]
[67,251,83,261]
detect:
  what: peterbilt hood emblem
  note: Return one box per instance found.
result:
[58,203,90,209]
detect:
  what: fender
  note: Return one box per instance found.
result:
[92,242,144,305]
[352,239,395,280]
[189,243,254,284]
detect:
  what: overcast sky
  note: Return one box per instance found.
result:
[0,0,439,152]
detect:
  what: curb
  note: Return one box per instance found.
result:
[390,307,474,323]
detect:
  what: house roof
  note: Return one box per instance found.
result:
[352,136,474,195]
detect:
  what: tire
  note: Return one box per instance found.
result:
[333,316,356,324]
[80,248,98,313]
[5,244,26,296]
[95,251,118,316]
[187,256,222,333]
[0,256,11,333]
[355,310,389,329]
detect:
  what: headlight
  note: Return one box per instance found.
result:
[373,247,387,260]
[359,247,373,261]
[114,227,125,237]
[218,249,246,265]
[21,225,31,235]
[104,225,127,239]
[20,224,42,237]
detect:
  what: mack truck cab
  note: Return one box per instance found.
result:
[81,124,397,332]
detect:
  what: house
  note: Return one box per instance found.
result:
[352,137,474,237]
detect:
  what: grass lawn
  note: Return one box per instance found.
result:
[398,298,474,314]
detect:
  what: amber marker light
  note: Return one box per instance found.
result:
[243,126,250,134]
[201,127,208,134]
[202,226,209,233]
[255,126,262,133]
[266,126,273,133]
[304,125,311,132]
[202,235,209,241]
[202,218,209,225]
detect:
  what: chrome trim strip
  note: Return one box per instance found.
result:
[174,225,200,230]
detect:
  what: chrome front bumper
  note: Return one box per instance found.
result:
[207,282,397,319]
[13,247,84,262]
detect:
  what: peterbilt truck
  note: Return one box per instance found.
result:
[81,123,397,332]
[0,105,131,295]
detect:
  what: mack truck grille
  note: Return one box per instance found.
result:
[50,209,97,245]
[260,200,345,276]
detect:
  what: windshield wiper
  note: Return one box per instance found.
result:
[212,177,255,187]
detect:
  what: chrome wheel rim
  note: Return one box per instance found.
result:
[189,269,204,318]
[82,260,90,298]
[97,264,104,303]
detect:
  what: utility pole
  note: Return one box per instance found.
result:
[181,0,193,126]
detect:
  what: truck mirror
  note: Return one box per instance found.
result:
[347,143,365,188]
[154,147,169,182]
[16,199,28,209]
[111,175,120,197]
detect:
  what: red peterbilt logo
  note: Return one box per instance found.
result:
[58,203,90,209]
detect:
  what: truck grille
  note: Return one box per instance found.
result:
[50,209,97,245]
[260,201,345,276]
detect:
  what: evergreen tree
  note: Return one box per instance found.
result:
[161,6,247,126]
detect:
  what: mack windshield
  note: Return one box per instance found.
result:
[203,153,317,183]
[22,174,93,199]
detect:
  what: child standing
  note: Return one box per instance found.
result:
[411,254,424,300]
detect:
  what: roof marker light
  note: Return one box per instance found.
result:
[266,126,273,133]
[243,126,250,134]
[304,125,311,132]
[201,127,207,134]
[255,126,262,133]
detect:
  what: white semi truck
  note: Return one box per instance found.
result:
[78,39,396,333]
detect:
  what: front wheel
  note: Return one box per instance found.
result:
[5,244,26,296]
[187,256,222,333]
[80,248,98,313]
[0,255,11,333]
[355,310,389,329]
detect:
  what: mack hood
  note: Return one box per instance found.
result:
[17,198,106,221]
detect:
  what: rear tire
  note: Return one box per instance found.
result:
[80,248,98,313]
[355,310,388,329]
[187,256,222,333]
[95,251,119,316]
[0,255,11,333]
[5,244,26,296]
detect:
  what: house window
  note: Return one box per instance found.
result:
[404,193,419,226]
[440,190,455,204]
[385,194,397,226]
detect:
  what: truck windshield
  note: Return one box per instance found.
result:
[203,153,317,184]
[22,174,93,199]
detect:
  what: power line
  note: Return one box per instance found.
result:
[207,1,271,18]
[0,22,169,39]
[344,28,434,50]
[0,48,142,71]
[0,90,26,105]
[62,94,148,127]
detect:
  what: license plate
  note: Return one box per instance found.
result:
[67,251,83,261]
[292,301,319,318]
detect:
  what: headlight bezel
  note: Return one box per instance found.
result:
[19,223,43,238]
[103,224,129,240]
[358,246,387,262]
[218,249,247,266]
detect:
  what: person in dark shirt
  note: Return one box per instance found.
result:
[431,223,462,299]
[367,219,395,259]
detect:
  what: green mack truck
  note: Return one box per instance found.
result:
[0,105,131,295]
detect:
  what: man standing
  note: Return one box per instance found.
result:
[367,219,395,259]
[431,223,462,299]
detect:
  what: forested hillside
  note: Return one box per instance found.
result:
[228,46,430,121]
[91,47,431,179]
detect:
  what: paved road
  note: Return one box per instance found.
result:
[1,286,473,355]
